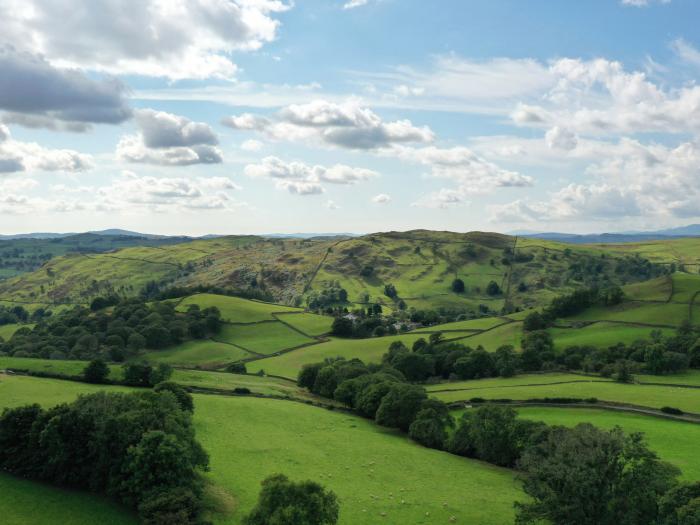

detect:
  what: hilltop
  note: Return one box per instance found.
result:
[0,229,690,315]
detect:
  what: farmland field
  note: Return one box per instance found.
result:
[431,379,700,413]
[274,312,334,336]
[0,323,24,340]
[146,339,254,367]
[176,294,302,323]
[216,322,314,355]
[247,333,426,379]
[550,322,674,349]
[0,374,523,525]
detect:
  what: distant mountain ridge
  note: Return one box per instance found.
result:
[516,224,700,244]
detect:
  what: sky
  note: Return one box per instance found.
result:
[1,0,700,236]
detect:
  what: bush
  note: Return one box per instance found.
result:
[83,359,110,384]
[661,406,684,415]
[226,362,247,374]
[154,382,194,412]
[244,474,339,525]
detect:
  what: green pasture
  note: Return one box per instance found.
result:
[176,294,301,323]
[566,301,688,326]
[623,275,672,302]
[413,316,508,333]
[451,321,522,351]
[0,373,523,525]
[247,334,426,379]
[671,272,700,303]
[431,379,700,413]
[216,322,313,355]
[146,339,253,367]
[550,322,674,349]
[426,373,612,393]
[275,312,334,336]
[0,323,24,340]
[196,395,522,525]
[516,407,700,480]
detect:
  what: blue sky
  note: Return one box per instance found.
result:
[1,0,699,235]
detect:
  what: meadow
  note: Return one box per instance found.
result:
[176,293,302,323]
[0,374,524,525]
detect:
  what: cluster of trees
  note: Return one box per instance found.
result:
[520,324,700,378]
[0,298,222,361]
[0,388,209,524]
[381,336,520,382]
[140,282,275,304]
[523,285,624,332]
[306,285,349,311]
[0,305,52,326]
[298,359,699,525]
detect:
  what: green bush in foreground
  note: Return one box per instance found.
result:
[245,473,339,525]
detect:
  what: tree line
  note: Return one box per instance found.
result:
[297,356,699,524]
[0,386,209,524]
[0,298,222,361]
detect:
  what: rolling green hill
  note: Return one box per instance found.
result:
[0,230,685,316]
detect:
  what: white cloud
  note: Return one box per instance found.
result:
[324,199,339,209]
[511,57,700,136]
[621,0,671,6]
[343,0,369,9]
[0,126,93,172]
[671,38,700,67]
[0,0,291,80]
[223,99,435,150]
[545,126,578,151]
[244,156,378,195]
[241,139,264,151]
[117,109,222,166]
[372,193,391,204]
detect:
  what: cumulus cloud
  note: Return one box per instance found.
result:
[0,125,93,172]
[545,126,578,151]
[621,0,670,6]
[223,99,434,150]
[117,109,222,166]
[511,57,700,136]
[0,46,131,130]
[491,139,700,223]
[244,156,378,195]
[372,193,391,204]
[0,0,291,80]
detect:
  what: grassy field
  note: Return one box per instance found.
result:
[216,322,313,355]
[623,275,673,302]
[196,395,522,525]
[247,334,425,379]
[146,339,254,367]
[566,301,689,326]
[550,322,674,349]
[426,373,613,393]
[450,321,523,351]
[0,374,524,525]
[0,473,137,525]
[431,379,700,413]
[0,323,24,340]
[177,294,302,323]
[274,312,334,336]
[516,407,700,480]
[412,316,508,333]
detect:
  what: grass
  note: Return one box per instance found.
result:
[450,321,522,351]
[550,322,674,349]
[431,379,700,413]
[426,373,612,393]
[177,294,301,323]
[671,273,700,303]
[0,374,523,525]
[216,322,313,355]
[247,334,426,379]
[274,312,334,336]
[516,407,700,480]
[623,276,672,302]
[195,395,522,525]
[146,339,254,367]
[566,301,689,326]
[0,473,136,525]
[0,323,25,340]
[412,316,507,332]
[635,370,700,386]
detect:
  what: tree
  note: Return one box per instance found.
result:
[245,474,339,525]
[375,383,427,431]
[83,359,110,384]
[298,363,323,390]
[523,311,549,332]
[226,362,247,374]
[658,482,700,525]
[331,317,354,337]
[154,382,194,412]
[451,278,466,293]
[384,284,398,299]
[520,330,555,371]
[516,424,679,525]
[454,349,494,380]
[408,400,453,450]
[486,281,502,296]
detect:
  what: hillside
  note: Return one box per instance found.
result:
[0,230,683,315]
